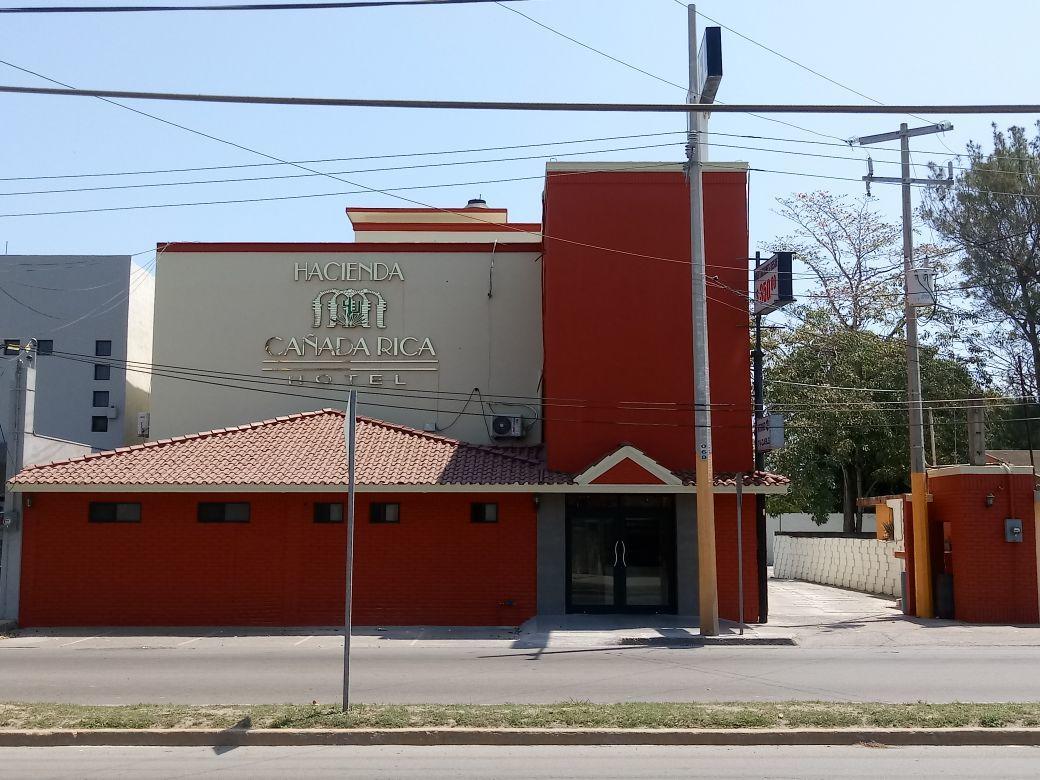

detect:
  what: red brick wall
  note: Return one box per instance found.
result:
[19,491,537,627]
[714,494,760,623]
[589,459,667,485]
[928,472,1039,624]
[541,169,752,475]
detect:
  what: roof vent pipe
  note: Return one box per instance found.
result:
[466,196,488,209]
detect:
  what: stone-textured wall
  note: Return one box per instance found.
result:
[772,533,901,597]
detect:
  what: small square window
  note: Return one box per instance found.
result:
[3,339,19,356]
[35,339,53,356]
[89,502,141,523]
[94,364,111,381]
[93,391,110,408]
[91,416,108,433]
[95,340,112,357]
[471,502,499,523]
[370,502,400,524]
[198,502,251,523]
[314,502,344,523]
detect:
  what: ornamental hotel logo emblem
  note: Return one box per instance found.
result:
[312,289,387,329]
[262,260,437,387]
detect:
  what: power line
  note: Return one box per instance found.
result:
[0,0,531,12]
[6,84,1040,113]
[0,130,688,182]
[495,1,684,92]
[0,140,687,197]
[51,349,736,412]
[10,160,1040,220]
[56,348,1040,432]
[13,134,1030,199]
[495,1,846,143]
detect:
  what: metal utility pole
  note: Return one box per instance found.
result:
[734,472,744,635]
[1015,355,1035,472]
[341,388,358,711]
[752,251,768,623]
[686,3,719,636]
[856,121,954,619]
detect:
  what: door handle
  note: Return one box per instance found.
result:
[620,540,628,568]
[612,540,620,567]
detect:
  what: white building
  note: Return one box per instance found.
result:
[0,255,154,480]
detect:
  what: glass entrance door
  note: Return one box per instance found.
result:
[566,496,676,614]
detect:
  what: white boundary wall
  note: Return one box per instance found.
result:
[773,534,901,597]
[766,513,875,565]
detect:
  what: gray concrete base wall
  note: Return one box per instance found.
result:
[536,494,566,616]
[676,494,698,616]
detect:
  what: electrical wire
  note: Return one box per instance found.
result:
[0,0,535,12]
[7,84,1040,114]
[8,161,1040,220]
[0,130,690,182]
[0,136,965,199]
[0,140,689,197]
[44,347,1039,416]
[47,348,1040,431]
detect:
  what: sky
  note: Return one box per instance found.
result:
[1,0,1039,276]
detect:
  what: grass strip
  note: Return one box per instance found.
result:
[1,702,1040,730]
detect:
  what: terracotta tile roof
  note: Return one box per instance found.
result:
[680,470,791,488]
[7,408,789,490]
[8,410,571,488]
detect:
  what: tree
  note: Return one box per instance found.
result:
[765,310,980,532]
[766,192,903,333]
[922,123,1040,396]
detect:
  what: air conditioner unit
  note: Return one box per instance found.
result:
[106,405,120,420]
[136,411,150,438]
[491,414,523,439]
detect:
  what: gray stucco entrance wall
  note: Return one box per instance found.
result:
[536,494,567,615]
[676,493,698,616]
[536,492,699,617]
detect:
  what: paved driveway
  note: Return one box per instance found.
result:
[765,576,1040,648]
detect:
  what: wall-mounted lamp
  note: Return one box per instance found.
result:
[985,492,996,508]
[25,495,32,509]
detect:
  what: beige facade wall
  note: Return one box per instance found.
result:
[150,249,543,445]
[124,263,155,443]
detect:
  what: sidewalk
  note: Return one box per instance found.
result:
[517,615,792,647]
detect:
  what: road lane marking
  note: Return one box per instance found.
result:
[59,634,105,647]
[176,635,211,647]
[294,636,314,646]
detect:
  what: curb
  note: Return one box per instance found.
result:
[0,728,1038,747]
[618,636,796,646]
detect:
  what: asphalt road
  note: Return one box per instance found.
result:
[1,632,1039,704]
[3,745,1040,779]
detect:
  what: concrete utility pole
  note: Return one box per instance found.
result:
[1,343,35,622]
[342,388,358,711]
[686,3,719,636]
[856,121,954,619]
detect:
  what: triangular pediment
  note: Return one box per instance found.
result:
[573,445,681,486]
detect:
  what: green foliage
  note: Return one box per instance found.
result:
[765,310,980,525]
[922,123,1040,395]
